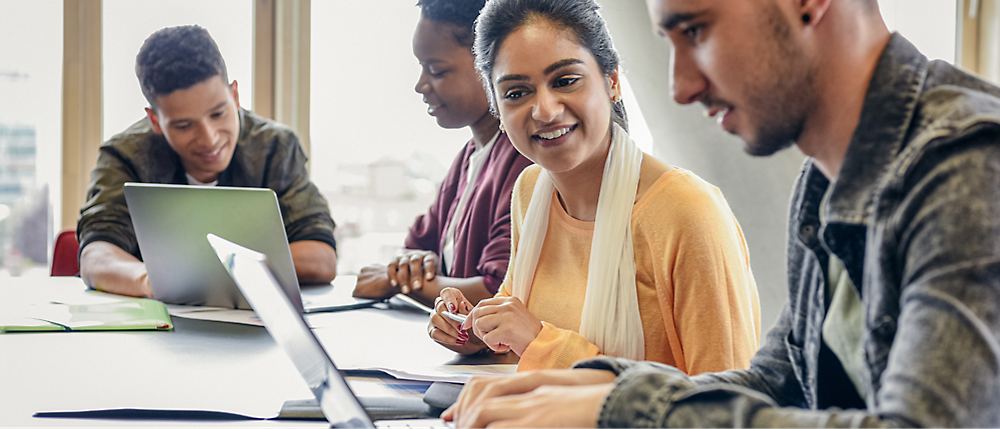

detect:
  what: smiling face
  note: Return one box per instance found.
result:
[491,20,618,175]
[413,17,493,130]
[649,0,815,156]
[146,75,240,183]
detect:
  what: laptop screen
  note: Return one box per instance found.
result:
[208,234,374,428]
[124,183,302,310]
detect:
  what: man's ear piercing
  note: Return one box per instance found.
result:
[802,13,811,24]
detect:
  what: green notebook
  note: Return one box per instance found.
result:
[0,298,172,333]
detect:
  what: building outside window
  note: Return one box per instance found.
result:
[0,1,62,277]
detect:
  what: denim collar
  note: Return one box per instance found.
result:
[819,33,929,226]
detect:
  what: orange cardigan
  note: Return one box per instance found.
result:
[499,165,760,374]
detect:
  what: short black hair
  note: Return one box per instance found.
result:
[417,0,487,47]
[135,25,229,109]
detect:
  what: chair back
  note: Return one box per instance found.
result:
[51,228,80,276]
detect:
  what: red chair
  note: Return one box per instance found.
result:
[51,228,80,276]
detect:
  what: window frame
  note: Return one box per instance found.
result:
[60,0,312,230]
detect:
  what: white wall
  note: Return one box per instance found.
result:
[879,0,957,63]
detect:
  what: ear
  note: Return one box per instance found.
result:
[229,80,241,110]
[607,67,622,102]
[145,107,164,135]
[799,0,833,26]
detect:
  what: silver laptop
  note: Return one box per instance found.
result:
[124,183,375,312]
[208,234,451,429]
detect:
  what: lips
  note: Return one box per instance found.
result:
[195,145,225,163]
[532,124,577,147]
[706,105,735,133]
[424,98,443,116]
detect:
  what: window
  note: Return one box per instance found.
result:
[0,1,63,277]
[959,0,1000,85]
[311,2,476,274]
[309,4,659,274]
[102,0,253,141]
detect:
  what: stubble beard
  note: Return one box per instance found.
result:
[741,3,815,157]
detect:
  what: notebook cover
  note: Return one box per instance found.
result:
[0,298,173,333]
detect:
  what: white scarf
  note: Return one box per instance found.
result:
[511,122,645,361]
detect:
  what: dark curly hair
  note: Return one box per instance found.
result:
[135,25,229,109]
[417,0,487,47]
[473,0,627,131]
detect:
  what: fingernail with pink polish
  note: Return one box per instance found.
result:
[448,303,456,313]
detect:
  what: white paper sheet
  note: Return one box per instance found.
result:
[345,364,517,384]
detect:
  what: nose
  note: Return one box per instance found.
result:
[670,47,707,105]
[531,87,564,123]
[415,71,431,95]
[195,121,218,147]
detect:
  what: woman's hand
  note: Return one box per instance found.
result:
[442,369,617,427]
[463,296,541,356]
[429,288,488,355]
[388,250,440,293]
[352,264,396,299]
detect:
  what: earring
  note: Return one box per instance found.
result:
[802,13,811,23]
[499,123,506,132]
[611,94,621,103]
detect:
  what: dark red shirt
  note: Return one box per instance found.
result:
[404,133,532,294]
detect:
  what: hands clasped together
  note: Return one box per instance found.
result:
[428,287,543,356]
[354,250,441,299]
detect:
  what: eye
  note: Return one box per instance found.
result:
[554,76,580,89]
[211,110,225,118]
[429,69,447,79]
[503,88,527,100]
[682,24,704,43]
[172,123,190,130]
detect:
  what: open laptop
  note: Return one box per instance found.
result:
[124,183,376,312]
[207,233,452,429]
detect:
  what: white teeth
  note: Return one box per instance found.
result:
[715,108,729,126]
[538,127,570,140]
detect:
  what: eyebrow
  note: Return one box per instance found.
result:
[495,58,586,85]
[207,101,228,114]
[171,101,228,125]
[661,12,699,32]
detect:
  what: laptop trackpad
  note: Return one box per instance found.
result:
[422,382,462,411]
[278,397,434,421]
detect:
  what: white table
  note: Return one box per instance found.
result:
[0,276,512,427]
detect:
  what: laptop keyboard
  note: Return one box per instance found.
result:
[375,418,455,429]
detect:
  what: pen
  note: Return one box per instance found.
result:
[442,311,467,324]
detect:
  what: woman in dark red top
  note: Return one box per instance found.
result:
[352,0,532,308]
